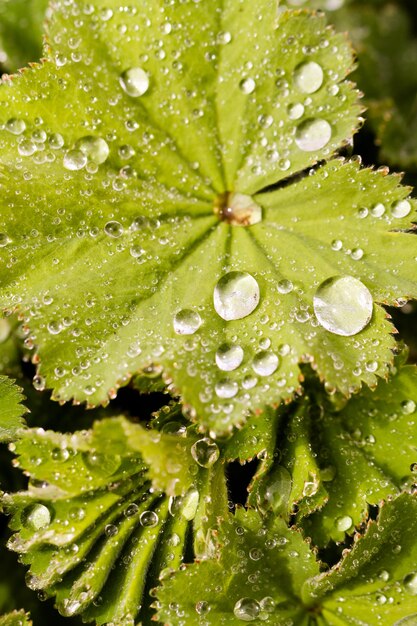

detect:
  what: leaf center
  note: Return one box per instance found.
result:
[214,192,262,226]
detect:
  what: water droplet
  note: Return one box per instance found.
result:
[252,351,279,376]
[105,523,118,537]
[124,503,139,517]
[351,248,364,260]
[331,239,343,251]
[76,136,109,164]
[23,504,51,530]
[335,515,353,532]
[260,597,275,613]
[215,343,244,371]
[6,118,26,135]
[104,220,124,238]
[233,598,261,622]
[217,31,232,44]
[63,149,87,171]
[140,510,159,527]
[49,133,65,149]
[119,67,150,97]
[213,272,260,321]
[18,140,36,156]
[404,573,417,595]
[402,400,416,414]
[216,192,262,226]
[0,233,10,247]
[33,375,46,391]
[287,102,305,119]
[181,487,199,521]
[371,203,385,217]
[191,438,220,468]
[277,279,293,294]
[293,61,324,93]
[313,276,373,336]
[173,309,202,335]
[239,78,256,94]
[196,601,211,615]
[215,378,238,398]
[295,118,332,151]
[392,199,411,218]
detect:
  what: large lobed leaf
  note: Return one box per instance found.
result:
[0,0,416,435]
[3,415,228,624]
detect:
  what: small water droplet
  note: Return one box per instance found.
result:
[191,438,220,468]
[351,248,364,261]
[392,199,411,218]
[213,272,260,321]
[402,400,416,414]
[181,487,199,521]
[76,136,109,164]
[0,233,10,247]
[404,573,417,595]
[195,601,211,615]
[105,523,118,537]
[63,149,87,171]
[313,275,373,336]
[287,102,305,119]
[239,78,256,94]
[215,378,238,398]
[335,515,353,532]
[371,203,385,217]
[233,598,261,622]
[252,351,279,376]
[104,220,124,238]
[23,504,51,530]
[119,67,150,97]
[173,309,202,335]
[277,279,293,294]
[295,118,332,151]
[217,31,232,44]
[293,61,324,93]
[6,118,26,135]
[140,510,159,527]
[215,343,244,371]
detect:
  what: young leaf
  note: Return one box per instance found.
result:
[0,611,31,626]
[3,416,228,624]
[0,1,416,435]
[156,507,320,625]
[0,376,27,443]
[0,0,48,73]
[303,493,417,625]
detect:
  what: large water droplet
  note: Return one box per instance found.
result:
[293,61,324,93]
[76,136,109,164]
[213,272,260,321]
[63,149,87,171]
[0,233,10,247]
[404,573,417,595]
[335,515,353,532]
[119,67,150,97]
[215,343,244,371]
[191,438,220,468]
[233,598,261,622]
[173,309,202,335]
[215,192,262,226]
[104,221,124,238]
[313,276,373,336]
[239,78,256,94]
[391,199,411,218]
[252,351,279,376]
[215,378,238,398]
[140,510,159,527]
[6,118,26,135]
[23,504,51,530]
[295,118,332,151]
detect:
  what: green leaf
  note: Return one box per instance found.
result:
[0,376,27,443]
[303,493,417,625]
[0,611,31,626]
[0,0,416,435]
[3,415,228,624]
[156,507,320,625]
[0,0,48,73]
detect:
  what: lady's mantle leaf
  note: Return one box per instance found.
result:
[250,364,417,545]
[4,416,228,624]
[303,494,417,625]
[156,507,320,625]
[0,376,27,443]
[0,611,32,626]
[0,0,416,433]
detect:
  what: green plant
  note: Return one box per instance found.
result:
[0,0,417,624]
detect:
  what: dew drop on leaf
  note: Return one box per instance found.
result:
[139,510,159,527]
[215,343,244,371]
[239,78,256,94]
[233,598,261,622]
[6,118,26,135]
[313,276,373,336]
[215,192,262,226]
[295,118,332,151]
[119,67,150,97]
[277,279,293,294]
[252,351,279,376]
[48,133,65,149]
[213,272,260,321]
[287,102,305,120]
[173,309,202,335]
[76,136,109,164]
[401,400,416,414]
[104,220,124,238]
[371,202,385,217]
[181,487,199,521]
[217,31,232,45]
[335,515,353,532]
[190,438,220,468]
[0,233,10,247]
[293,61,324,93]
[404,573,417,595]
[23,504,51,530]
[391,199,411,218]
[215,378,238,398]
[195,601,211,615]
[63,149,87,171]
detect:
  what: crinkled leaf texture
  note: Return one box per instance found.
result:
[157,494,417,625]
[0,0,416,434]
[0,376,27,443]
[0,0,49,73]
[3,416,228,624]
[0,611,31,626]
[248,363,417,545]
